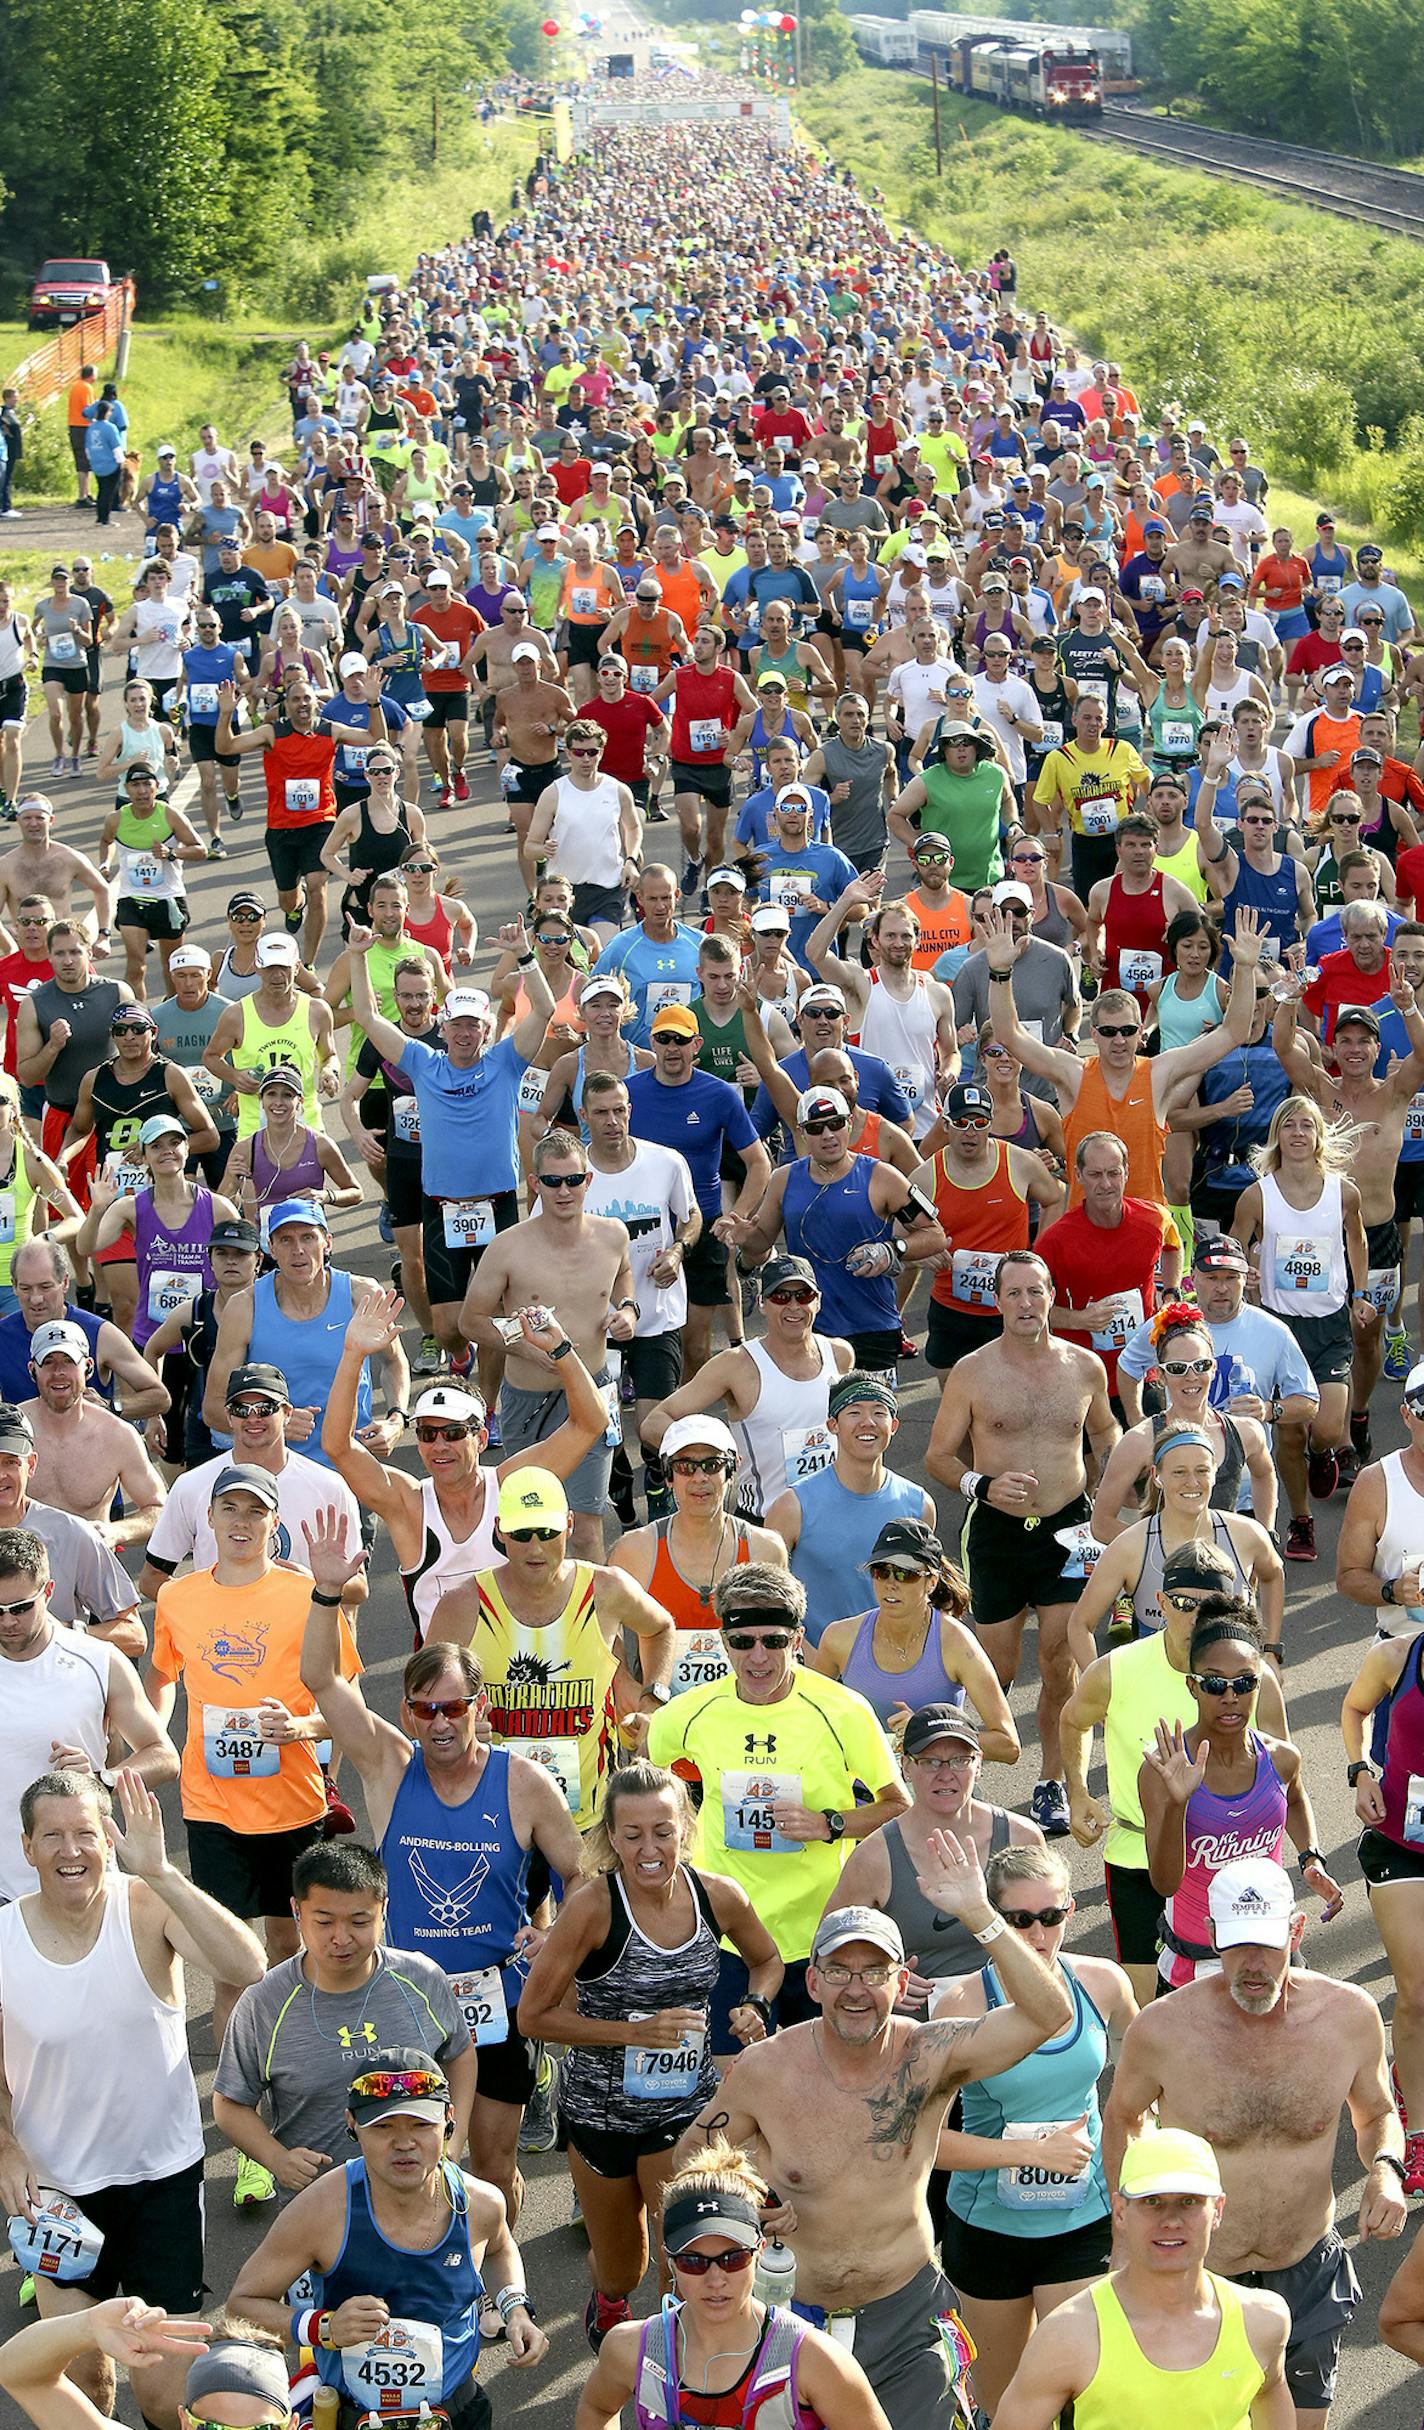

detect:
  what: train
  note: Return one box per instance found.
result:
[850,11,1133,110]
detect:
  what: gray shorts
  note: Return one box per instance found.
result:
[796,2258,968,2430]
[498,1370,614,1517]
[1233,2230,1359,2412]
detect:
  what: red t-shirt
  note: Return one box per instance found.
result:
[1393,843,1424,918]
[1285,632,1345,681]
[263,729,338,830]
[584,692,666,787]
[1036,1197,1168,1394]
[415,601,484,693]
[670,666,739,766]
[1302,942,1392,1042]
[0,951,52,1078]
[754,407,816,450]
[550,458,592,506]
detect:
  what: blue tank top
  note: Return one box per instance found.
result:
[782,1153,897,1339]
[1220,854,1298,974]
[839,1607,965,1727]
[378,621,426,702]
[246,1267,371,1466]
[749,711,808,790]
[839,568,883,636]
[381,1746,532,2024]
[145,475,184,529]
[789,1465,925,1643]
[313,2158,482,2402]
[948,1957,1111,2237]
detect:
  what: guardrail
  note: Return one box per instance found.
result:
[4,279,137,413]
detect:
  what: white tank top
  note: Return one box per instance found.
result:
[133,597,184,680]
[1204,672,1257,719]
[859,972,941,1136]
[0,1878,202,2193]
[754,959,800,1032]
[0,1629,110,1900]
[402,1471,501,1642]
[1229,752,1286,813]
[549,775,623,888]
[1375,1450,1424,1623]
[1257,1169,1349,1318]
[0,618,24,682]
[733,1336,840,1516]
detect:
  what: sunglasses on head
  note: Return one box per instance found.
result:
[349,2067,447,2101]
[999,1904,1072,1931]
[507,1524,561,1543]
[408,1695,476,1721]
[1189,1669,1258,1697]
[673,2245,757,2276]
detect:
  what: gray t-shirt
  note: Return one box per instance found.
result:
[950,939,1078,1100]
[22,1497,138,1628]
[822,496,889,538]
[216,1946,470,2161]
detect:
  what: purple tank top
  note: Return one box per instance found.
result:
[839,1607,966,1729]
[1381,1636,1424,1849]
[133,1185,215,1348]
[251,1127,324,1208]
[1163,1733,1286,1985]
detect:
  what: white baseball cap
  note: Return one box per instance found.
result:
[1207,1857,1294,1950]
[256,935,300,967]
[442,987,493,1022]
[661,1416,738,1463]
[413,1383,487,1425]
[30,1320,90,1368]
[167,946,210,973]
[511,641,542,664]
[338,651,368,678]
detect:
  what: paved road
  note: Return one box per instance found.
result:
[0,527,1418,2429]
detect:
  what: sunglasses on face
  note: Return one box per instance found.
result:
[1095,1022,1139,1040]
[804,1117,848,1137]
[349,2067,447,2100]
[408,1696,477,1720]
[870,1561,929,1583]
[673,2245,757,2277]
[766,1285,814,1306]
[1189,1670,1258,1697]
[227,1398,282,1420]
[416,1421,472,1443]
[670,1453,730,1478]
[723,1628,796,1651]
[507,1524,562,1543]
[1000,1905,1072,1931]
[0,1597,39,1618]
[405,860,436,874]
[651,1031,691,1048]
[953,1114,991,1132]
[1331,811,1361,823]
[231,908,262,923]
[569,744,601,759]
[1163,1590,1207,1615]
[1161,1357,1212,1376]
[539,1171,589,1190]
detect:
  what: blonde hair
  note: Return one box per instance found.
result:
[987,1844,1071,1905]
[580,1760,696,1881]
[1143,1418,1217,1515]
[659,2136,768,2221]
[1252,1092,1359,1179]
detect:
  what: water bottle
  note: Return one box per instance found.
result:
[312,2388,339,2430]
[754,2235,797,2308]
[603,1348,623,1448]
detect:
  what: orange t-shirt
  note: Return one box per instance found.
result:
[67,378,95,430]
[1064,1055,1166,1210]
[152,1566,360,1833]
[1250,554,1311,616]
[653,561,706,638]
[244,539,298,590]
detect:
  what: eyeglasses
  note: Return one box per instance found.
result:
[408,1696,477,1720]
[673,2245,757,2277]
[1095,1022,1139,1039]
[911,1749,976,1773]
[349,2067,447,2101]
[227,1398,282,1420]
[1188,1670,1259,1697]
[766,1285,814,1305]
[805,1116,848,1136]
[817,1960,900,1986]
[0,1596,39,1618]
[723,1628,796,1651]
[507,1524,562,1543]
[416,1421,473,1443]
[538,1171,589,1190]
[670,1454,729,1478]
[870,1561,929,1582]
[1000,1905,1072,1931]
[1161,1357,1212,1377]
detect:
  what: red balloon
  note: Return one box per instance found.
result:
[780,12,797,26]
[541,16,560,32]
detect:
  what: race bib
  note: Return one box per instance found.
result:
[1055,1522,1105,1582]
[107,1157,147,1197]
[343,745,371,774]
[1076,677,1111,706]
[189,683,220,716]
[446,1964,509,2047]
[8,2196,104,2285]
[1272,1233,1330,1296]
[570,585,598,615]
[892,1062,928,1110]
[1317,572,1342,595]
[951,1248,1000,1309]
[771,873,811,909]
[1089,1289,1144,1351]
[392,1096,420,1145]
[1406,1773,1424,1847]
[1365,1264,1401,1315]
[517,1067,547,1115]
[1159,719,1194,753]
[845,596,873,630]
[1406,1091,1424,1145]
[129,855,165,895]
[629,664,658,692]
[688,717,723,755]
[1037,719,1063,750]
[782,1423,834,1486]
[437,639,461,670]
[0,1192,15,1247]
[442,1197,495,1250]
[670,1628,730,1696]
[1139,576,1167,604]
[720,1767,801,1854]
[203,1705,280,1778]
[342,2319,443,2407]
[1077,793,1119,837]
[623,2022,705,2102]
[49,633,78,662]
[644,980,692,1018]
[1118,948,1163,994]
[148,1268,201,1324]
[523,1740,580,1810]
[285,777,321,812]
[499,760,520,795]
[997,2120,1091,2212]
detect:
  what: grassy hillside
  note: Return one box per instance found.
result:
[796,71,1424,579]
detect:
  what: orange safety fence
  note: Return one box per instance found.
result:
[4,280,137,412]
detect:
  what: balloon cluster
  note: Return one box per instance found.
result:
[739,8,797,23]
[575,9,602,30]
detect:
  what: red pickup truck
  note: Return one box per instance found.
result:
[28,258,121,331]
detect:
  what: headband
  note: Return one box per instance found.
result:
[186,2344,291,2413]
[1153,1424,1215,1464]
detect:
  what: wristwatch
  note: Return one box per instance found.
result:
[1347,1759,1376,1787]
[642,1680,672,1707]
[822,1809,847,1842]
[1374,2152,1408,2185]
[1380,1577,1398,1605]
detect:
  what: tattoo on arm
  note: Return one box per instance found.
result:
[863,2021,980,2156]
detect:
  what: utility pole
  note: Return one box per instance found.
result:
[931,51,943,173]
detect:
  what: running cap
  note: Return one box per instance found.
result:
[256,935,300,967]
[945,1081,995,1120]
[496,1467,568,1529]
[661,1415,738,1463]
[138,1113,186,1145]
[663,2190,763,2257]
[578,974,625,1005]
[811,1904,905,1966]
[649,1005,700,1040]
[1321,663,1354,685]
[796,1085,849,1123]
[1208,1855,1294,1950]
[441,988,494,1022]
[1118,2127,1223,2201]
[413,1383,487,1425]
[902,1702,981,1757]
[1192,1234,1248,1271]
[338,650,367,677]
[226,1363,291,1407]
[799,984,846,1010]
[167,946,209,973]
[1142,517,1167,534]
[991,880,1033,913]
[535,522,562,542]
[209,1218,261,1252]
[749,904,791,934]
[208,1461,281,1511]
[706,866,747,892]
[423,565,453,586]
[1335,1006,1380,1036]
[0,1404,33,1454]
[510,640,542,663]
[348,2046,451,2127]
[29,1321,90,1368]
[760,1253,817,1295]
[867,1518,944,1572]
[265,1197,329,1234]
[186,2343,292,2416]
[258,1060,305,1093]
[227,889,265,915]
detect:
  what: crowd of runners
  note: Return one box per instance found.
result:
[1,80,1424,2430]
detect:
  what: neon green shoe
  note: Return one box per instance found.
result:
[234,2154,276,2209]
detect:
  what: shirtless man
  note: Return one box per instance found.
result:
[460,1126,634,1559]
[1271,974,1424,1477]
[925,1247,1118,1838]
[684,1835,1073,2429]
[804,887,960,1139]
[19,1320,166,1546]
[0,796,111,945]
[467,586,557,741]
[491,642,577,888]
[1104,1856,1406,2430]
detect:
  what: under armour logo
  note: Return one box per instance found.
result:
[337,2022,379,2050]
[744,1733,777,1759]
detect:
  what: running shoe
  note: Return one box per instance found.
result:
[0,797,13,823]
[1394,2061,1409,2132]
[229,798,244,822]
[234,2154,276,2209]
[1351,1413,1374,1465]
[1405,2132,1424,2198]
[17,2274,35,2307]
[413,1336,443,1376]
[483,1411,502,1450]
[899,1333,918,1361]
[1307,1446,1339,1500]
[1385,1324,1412,1381]
[284,903,305,935]
[1029,1778,1071,1837]
[645,797,669,821]
[377,1201,395,1246]
[680,857,701,897]
[49,755,65,778]
[66,755,82,777]
[1335,1444,1361,1489]
[584,2289,631,2354]
[206,838,228,859]
[1284,1514,1317,1562]
[437,787,455,811]
[324,1774,356,1836]
[453,771,471,803]
[519,2049,558,2152]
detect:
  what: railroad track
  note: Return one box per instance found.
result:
[1087,102,1424,239]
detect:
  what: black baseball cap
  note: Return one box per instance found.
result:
[226,1360,291,1405]
[209,1219,262,1254]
